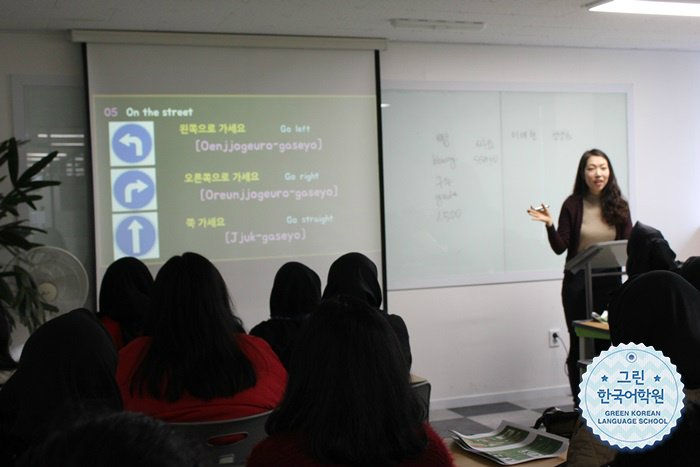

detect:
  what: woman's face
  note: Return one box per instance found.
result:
[584,155,609,195]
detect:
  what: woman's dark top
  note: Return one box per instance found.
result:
[546,195,632,264]
[250,262,321,368]
[322,252,412,368]
[608,270,700,389]
[0,309,123,464]
[98,257,154,349]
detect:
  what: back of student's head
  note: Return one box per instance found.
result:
[322,252,383,308]
[269,261,321,319]
[99,256,154,345]
[132,252,256,401]
[625,221,679,277]
[266,296,426,466]
[16,411,208,467]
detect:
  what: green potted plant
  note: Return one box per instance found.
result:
[0,137,61,333]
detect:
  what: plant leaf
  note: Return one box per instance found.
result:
[13,191,39,210]
[7,138,19,185]
[17,151,59,185]
[0,231,36,250]
[23,180,61,191]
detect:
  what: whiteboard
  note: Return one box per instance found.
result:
[381,83,630,290]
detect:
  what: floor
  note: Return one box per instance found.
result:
[429,395,575,438]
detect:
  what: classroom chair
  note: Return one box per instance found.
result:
[411,379,432,422]
[171,410,272,466]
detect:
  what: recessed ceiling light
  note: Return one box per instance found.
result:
[588,0,700,17]
[390,19,486,31]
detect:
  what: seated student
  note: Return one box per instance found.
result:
[16,411,208,467]
[247,296,454,467]
[0,304,17,386]
[625,220,700,292]
[602,271,700,466]
[322,252,412,368]
[117,252,287,423]
[625,221,681,277]
[98,256,154,349]
[0,309,123,465]
[608,270,700,394]
[250,262,321,369]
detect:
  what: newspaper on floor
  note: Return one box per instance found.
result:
[451,421,568,465]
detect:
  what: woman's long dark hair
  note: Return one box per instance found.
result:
[98,257,154,346]
[130,252,256,401]
[266,296,426,466]
[0,304,17,372]
[572,148,629,225]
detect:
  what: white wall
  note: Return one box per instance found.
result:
[0,32,83,139]
[382,42,700,407]
[0,32,83,355]
[2,34,700,408]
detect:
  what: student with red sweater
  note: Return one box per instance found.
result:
[247,296,453,467]
[116,252,287,423]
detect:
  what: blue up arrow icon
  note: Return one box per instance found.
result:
[114,214,158,258]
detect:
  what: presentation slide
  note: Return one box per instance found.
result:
[84,42,382,321]
[92,94,379,266]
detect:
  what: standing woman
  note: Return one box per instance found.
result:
[527,149,631,405]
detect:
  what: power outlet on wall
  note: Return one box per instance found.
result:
[549,329,560,348]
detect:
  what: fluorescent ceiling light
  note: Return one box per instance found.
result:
[588,0,700,17]
[390,19,486,31]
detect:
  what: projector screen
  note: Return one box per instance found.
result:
[84,40,382,324]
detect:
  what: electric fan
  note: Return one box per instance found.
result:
[7,246,89,314]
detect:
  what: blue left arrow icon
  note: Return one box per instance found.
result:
[109,122,155,165]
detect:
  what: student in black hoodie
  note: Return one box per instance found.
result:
[625,221,680,277]
[322,252,412,369]
[606,271,700,466]
[250,262,322,369]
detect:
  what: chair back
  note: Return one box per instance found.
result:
[171,410,272,466]
[411,380,431,422]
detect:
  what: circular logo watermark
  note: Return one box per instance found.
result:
[579,343,684,450]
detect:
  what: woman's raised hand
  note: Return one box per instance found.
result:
[527,204,553,227]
